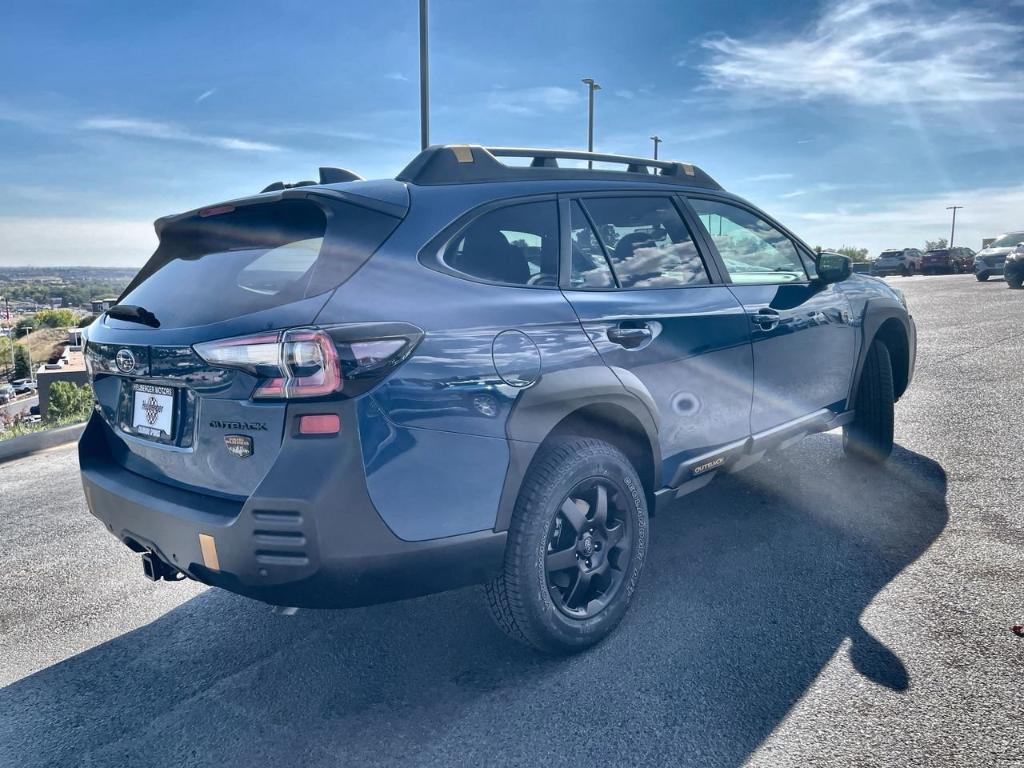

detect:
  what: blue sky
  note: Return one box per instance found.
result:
[1,0,1022,266]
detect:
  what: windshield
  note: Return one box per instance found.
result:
[925,250,949,257]
[878,251,902,259]
[990,232,1024,248]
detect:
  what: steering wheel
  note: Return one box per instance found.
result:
[527,273,557,287]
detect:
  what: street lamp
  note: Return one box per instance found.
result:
[419,0,430,150]
[581,78,601,168]
[650,135,662,160]
[946,205,963,248]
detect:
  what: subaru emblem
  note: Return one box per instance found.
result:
[115,348,136,374]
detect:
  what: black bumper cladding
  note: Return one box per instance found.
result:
[78,406,506,608]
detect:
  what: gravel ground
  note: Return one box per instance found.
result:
[1,273,1022,767]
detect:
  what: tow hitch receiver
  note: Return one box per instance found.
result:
[141,551,177,581]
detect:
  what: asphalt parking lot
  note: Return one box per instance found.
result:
[2,273,1022,767]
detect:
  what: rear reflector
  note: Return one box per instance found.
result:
[298,414,341,435]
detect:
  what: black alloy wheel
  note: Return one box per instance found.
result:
[486,437,649,653]
[544,478,632,619]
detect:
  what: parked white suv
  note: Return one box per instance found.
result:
[872,248,923,277]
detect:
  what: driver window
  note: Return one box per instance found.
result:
[441,200,558,287]
[689,198,807,285]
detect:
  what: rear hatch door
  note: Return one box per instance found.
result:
[85,190,404,498]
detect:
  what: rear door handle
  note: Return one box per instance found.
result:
[607,324,652,348]
[751,308,781,330]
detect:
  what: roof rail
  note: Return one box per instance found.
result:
[395,145,721,189]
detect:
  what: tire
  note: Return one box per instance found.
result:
[844,339,895,463]
[900,265,909,277]
[486,437,649,654]
[977,272,990,282]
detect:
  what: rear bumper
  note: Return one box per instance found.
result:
[78,409,506,608]
[975,262,1005,275]
[872,264,904,276]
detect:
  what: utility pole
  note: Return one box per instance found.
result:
[946,205,963,248]
[419,0,429,150]
[650,135,662,160]
[581,78,601,168]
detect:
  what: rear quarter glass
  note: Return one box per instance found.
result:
[118,198,401,329]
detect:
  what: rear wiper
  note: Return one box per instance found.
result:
[106,304,161,328]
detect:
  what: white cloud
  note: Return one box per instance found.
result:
[701,0,1024,107]
[487,86,580,116]
[781,182,859,199]
[80,117,281,152]
[195,89,216,103]
[743,172,794,183]
[0,216,156,267]
[384,72,409,82]
[774,184,1024,254]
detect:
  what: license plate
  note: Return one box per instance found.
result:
[132,383,175,438]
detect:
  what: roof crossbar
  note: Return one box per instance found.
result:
[396,145,721,189]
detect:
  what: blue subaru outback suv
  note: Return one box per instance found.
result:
[79,145,915,653]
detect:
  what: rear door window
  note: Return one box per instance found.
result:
[579,197,710,289]
[118,198,400,328]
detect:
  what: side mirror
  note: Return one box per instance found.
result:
[815,252,852,285]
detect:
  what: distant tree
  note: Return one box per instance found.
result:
[819,245,870,262]
[0,336,12,377]
[31,308,77,328]
[13,344,31,380]
[924,238,948,251]
[47,381,93,423]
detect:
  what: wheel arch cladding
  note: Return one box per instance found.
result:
[544,404,657,515]
[496,382,660,532]
[849,311,910,409]
[872,317,910,400]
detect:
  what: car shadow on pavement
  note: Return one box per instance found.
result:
[0,434,947,768]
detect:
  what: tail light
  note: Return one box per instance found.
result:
[194,324,421,400]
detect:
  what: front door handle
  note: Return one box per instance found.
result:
[751,308,781,330]
[607,324,652,348]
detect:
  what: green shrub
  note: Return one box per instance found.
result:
[47,380,94,423]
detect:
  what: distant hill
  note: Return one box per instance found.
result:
[0,266,137,310]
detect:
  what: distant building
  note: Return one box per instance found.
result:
[91,298,118,313]
[36,343,88,419]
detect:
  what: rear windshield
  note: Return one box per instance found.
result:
[926,250,949,256]
[118,198,399,327]
[878,251,902,259]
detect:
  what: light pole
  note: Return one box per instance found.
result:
[946,205,963,248]
[650,135,662,160]
[419,0,429,150]
[581,78,601,168]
